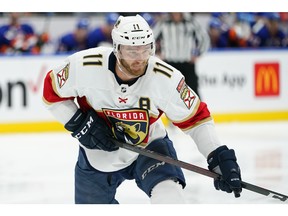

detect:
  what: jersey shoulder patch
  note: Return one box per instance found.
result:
[56,63,70,88]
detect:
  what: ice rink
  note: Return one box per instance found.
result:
[0,121,287,206]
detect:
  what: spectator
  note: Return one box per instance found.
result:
[153,12,210,97]
[0,12,47,54]
[250,13,288,47]
[208,17,229,48]
[56,18,90,54]
[87,13,119,48]
[225,13,254,48]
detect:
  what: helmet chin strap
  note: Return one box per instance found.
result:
[116,58,141,79]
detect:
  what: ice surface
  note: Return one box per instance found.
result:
[0,121,287,206]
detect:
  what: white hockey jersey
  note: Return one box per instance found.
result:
[43,46,220,172]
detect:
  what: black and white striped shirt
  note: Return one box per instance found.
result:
[153,14,210,63]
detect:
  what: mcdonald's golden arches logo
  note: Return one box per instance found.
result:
[254,63,280,96]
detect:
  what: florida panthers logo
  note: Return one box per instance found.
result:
[114,122,146,144]
[103,108,149,146]
[56,63,70,88]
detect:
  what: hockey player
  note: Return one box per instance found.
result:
[42,14,242,204]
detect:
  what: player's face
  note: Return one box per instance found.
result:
[118,44,152,76]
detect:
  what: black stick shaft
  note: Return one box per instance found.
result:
[114,140,288,203]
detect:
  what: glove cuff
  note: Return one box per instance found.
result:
[207,145,229,170]
[64,109,86,132]
[218,149,237,162]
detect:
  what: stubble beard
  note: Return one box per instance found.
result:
[119,58,148,78]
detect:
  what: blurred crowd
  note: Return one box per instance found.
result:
[208,12,288,49]
[0,12,118,55]
[0,13,49,54]
[0,12,287,55]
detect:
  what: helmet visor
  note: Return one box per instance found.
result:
[118,43,153,61]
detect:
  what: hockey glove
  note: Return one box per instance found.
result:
[207,145,242,198]
[64,109,119,152]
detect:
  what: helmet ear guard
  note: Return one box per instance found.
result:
[112,14,155,56]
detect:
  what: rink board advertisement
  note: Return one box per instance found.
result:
[197,50,288,121]
[0,50,288,132]
[0,55,65,132]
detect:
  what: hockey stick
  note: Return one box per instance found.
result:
[114,140,288,203]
